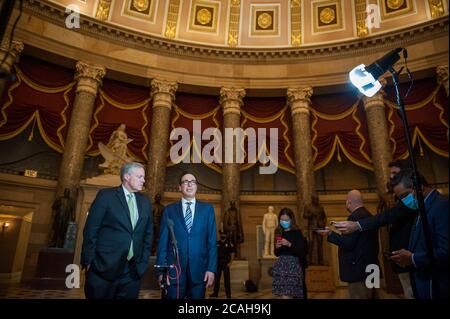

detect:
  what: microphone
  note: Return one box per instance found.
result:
[167,218,179,261]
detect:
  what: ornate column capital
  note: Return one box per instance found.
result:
[220,87,245,116]
[287,86,313,115]
[0,41,24,73]
[75,62,106,95]
[362,77,387,110]
[150,79,178,109]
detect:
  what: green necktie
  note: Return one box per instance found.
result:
[127,193,138,260]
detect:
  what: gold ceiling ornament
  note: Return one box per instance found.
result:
[196,8,212,25]
[257,12,273,29]
[132,0,149,12]
[429,0,445,18]
[95,0,112,21]
[291,0,302,46]
[386,0,404,10]
[319,7,335,24]
[228,0,241,47]
[164,0,180,39]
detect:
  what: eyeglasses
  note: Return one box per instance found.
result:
[181,180,197,186]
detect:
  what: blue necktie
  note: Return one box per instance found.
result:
[185,202,193,232]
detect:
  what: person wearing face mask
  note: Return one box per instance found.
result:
[333,169,449,299]
[321,190,379,299]
[389,169,448,299]
[272,208,307,299]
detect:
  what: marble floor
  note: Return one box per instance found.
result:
[0,283,404,299]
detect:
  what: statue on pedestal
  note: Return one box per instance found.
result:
[303,195,327,265]
[49,188,75,248]
[99,124,133,175]
[152,193,165,255]
[262,205,278,258]
[221,201,243,257]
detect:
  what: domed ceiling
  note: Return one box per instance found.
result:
[49,0,448,48]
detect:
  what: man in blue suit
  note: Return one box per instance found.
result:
[156,171,217,299]
[81,162,153,299]
[389,169,449,299]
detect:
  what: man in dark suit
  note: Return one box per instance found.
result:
[389,169,448,299]
[334,169,449,299]
[156,171,217,299]
[325,190,379,299]
[81,162,153,299]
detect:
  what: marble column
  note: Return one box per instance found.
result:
[287,87,314,223]
[56,62,106,197]
[220,87,245,216]
[0,41,24,99]
[363,79,392,195]
[436,65,449,97]
[146,79,178,201]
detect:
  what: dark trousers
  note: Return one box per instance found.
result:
[213,264,231,297]
[84,260,140,299]
[166,263,205,299]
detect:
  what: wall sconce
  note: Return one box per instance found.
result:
[2,222,9,233]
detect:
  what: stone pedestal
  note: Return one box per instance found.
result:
[31,247,74,290]
[258,258,276,290]
[305,265,335,292]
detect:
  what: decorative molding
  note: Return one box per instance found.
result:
[290,0,302,46]
[164,0,181,39]
[20,0,449,63]
[227,0,241,47]
[0,41,24,73]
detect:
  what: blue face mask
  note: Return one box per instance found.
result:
[280,220,291,229]
[401,193,418,210]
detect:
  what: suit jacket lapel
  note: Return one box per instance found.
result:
[177,200,189,233]
[409,215,421,251]
[191,201,201,232]
[116,186,132,231]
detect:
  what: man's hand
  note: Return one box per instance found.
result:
[204,271,215,288]
[333,221,359,234]
[390,249,413,267]
[158,274,170,287]
[315,227,331,236]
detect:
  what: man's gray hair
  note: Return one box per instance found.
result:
[120,162,145,181]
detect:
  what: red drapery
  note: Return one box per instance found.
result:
[0,56,447,175]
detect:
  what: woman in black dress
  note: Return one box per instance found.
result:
[272,207,307,299]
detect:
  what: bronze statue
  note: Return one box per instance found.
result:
[221,201,243,257]
[303,195,327,265]
[152,193,165,255]
[49,188,75,248]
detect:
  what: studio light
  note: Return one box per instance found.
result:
[349,48,403,97]
[349,47,438,298]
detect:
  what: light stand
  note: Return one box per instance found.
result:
[389,67,436,298]
[350,48,436,298]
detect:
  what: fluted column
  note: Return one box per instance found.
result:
[56,62,106,197]
[220,87,245,216]
[146,79,178,200]
[363,79,392,194]
[287,86,314,223]
[0,41,24,98]
[436,65,449,97]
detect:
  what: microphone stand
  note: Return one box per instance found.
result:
[389,67,437,299]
